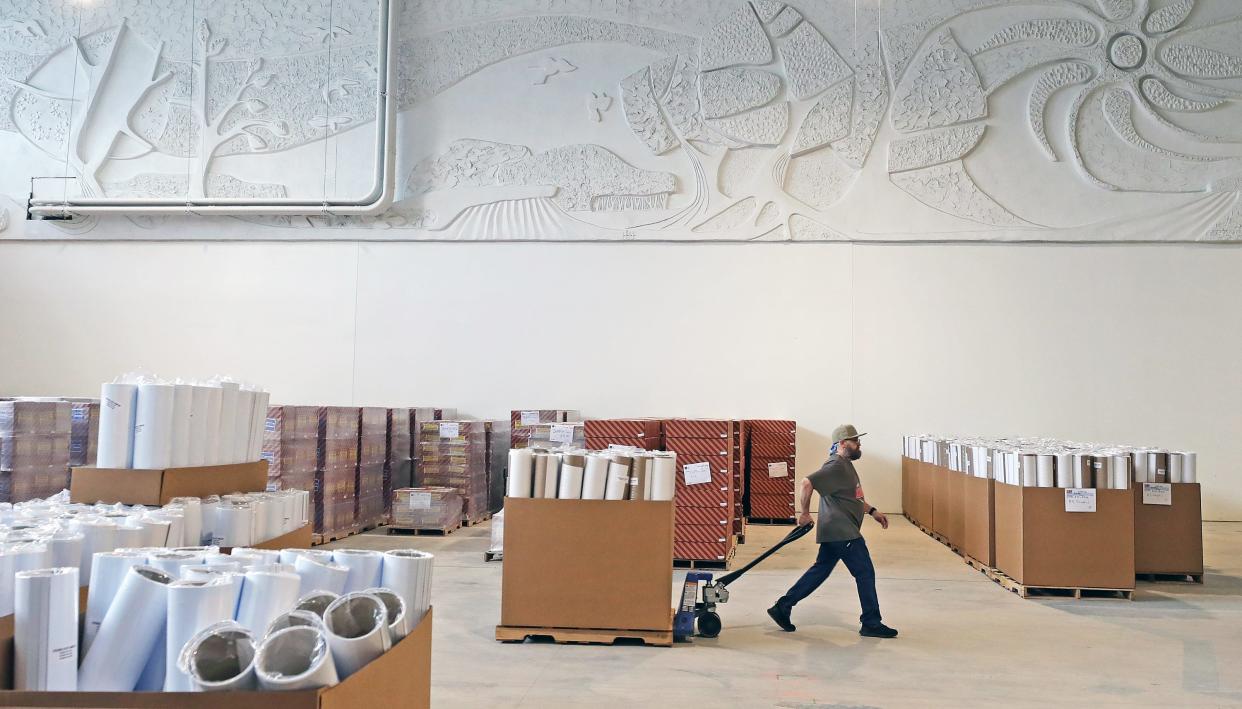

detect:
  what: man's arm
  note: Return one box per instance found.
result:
[797,477,813,527]
[861,500,889,530]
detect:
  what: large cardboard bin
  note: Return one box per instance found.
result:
[963,475,995,567]
[901,456,915,523]
[500,498,673,633]
[1133,482,1203,576]
[994,483,1134,590]
[932,464,951,538]
[71,461,268,506]
[915,461,935,530]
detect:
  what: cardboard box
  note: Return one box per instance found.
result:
[1133,482,1203,575]
[946,467,965,549]
[0,607,431,708]
[221,522,312,554]
[994,483,1135,589]
[932,464,950,537]
[501,498,672,632]
[70,461,268,506]
[901,456,914,522]
[663,419,732,440]
[963,475,995,567]
[916,461,935,530]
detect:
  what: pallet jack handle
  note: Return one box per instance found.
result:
[714,523,813,588]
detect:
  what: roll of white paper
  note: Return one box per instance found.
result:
[280,548,333,566]
[97,383,138,468]
[1170,453,1184,483]
[248,391,270,462]
[1035,455,1055,488]
[605,458,631,500]
[133,383,175,470]
[255,626,339,690]
[333,550,383,593]
[178,621,257,691]
[1132,451,1149,483]
[531,454,548,500]
[1072,454,1091,488]
[203,387,223,466]
[48,530,84,571]
[213,501,254,547]
[295,590,340,618]
[543,453,562,499]
[295,555,349,596]
[323,592,391,679]
[1182,452,1197,483]
[170,498,202,552]
[557,459,584,500]
[139,516,173,548]
[12,542,50,574]
[506,449,533,498]
[380,549,433,624]
[1019,455,1038,487]
[582,454,609,500]
[265,609,327,637]
[74,519,117,579]
[180,567,244,617]
[1111,455,1132,489]
[79,566,173,691]
[164,578,239,691]
[230,547,281,567]
[216,382,240,464]
[0,548,15,617]
[235,569,301,635]
[187,386,213,467]
[200,496,219,546]
[232,389,257,464]
[649,453,676,501]
[364,587,409,642]
[171,384,195,468]
[14,567,79,691]
[1054,454,1073,488]
[148,550,204,577]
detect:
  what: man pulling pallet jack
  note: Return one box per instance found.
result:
[767,424,899,638]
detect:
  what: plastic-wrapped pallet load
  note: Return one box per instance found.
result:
[392,487,463,531]
[418,420,489,524]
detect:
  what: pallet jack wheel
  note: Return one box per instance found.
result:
[696,611,721,638]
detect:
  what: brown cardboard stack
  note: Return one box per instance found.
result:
[510,409,580,448]
[392,486,464,530]
[419,420,489,523]
[356,407,387,529]
[584,419,663,450]
[0,399,72,502]
[67,398,100,467]
[665,419,736,563]
[261,406,320,491]
[411,407,456,485]
[745,419,796,521]
[317,406,360,536]
[386,407,414,519]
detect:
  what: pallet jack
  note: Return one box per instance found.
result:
[674,523,814,640]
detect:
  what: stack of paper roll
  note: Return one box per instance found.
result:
[94,374,269,470]
[503,447,676,502]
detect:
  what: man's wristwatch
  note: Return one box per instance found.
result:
[867,507,878,517]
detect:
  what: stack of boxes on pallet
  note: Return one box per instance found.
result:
[317,406,360,538]
[0,399,71,502]
[584,419,662,450]
[511,410,580,448]
[386,407,414,520]
[357,407,387,530]
[665,419,736,564]
[67,398,100,467]
[419,420,490,524]
[411,407,456,485]
[392,486,464,531]
[261,405,319,491]
[731,421,747,541]
[745,420,797,522]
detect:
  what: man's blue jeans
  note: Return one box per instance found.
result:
[777,536,882,627]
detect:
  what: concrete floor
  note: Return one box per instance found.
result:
[324,519,1242,708]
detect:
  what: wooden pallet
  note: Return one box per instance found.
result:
[483,550,502,562]
[387,523,460,536]
[462,512,493,528]
[1137,572,1204,584]
[674,557,731,570]
[988,569,1134,600]
[964,554,993,575]
[745,517,796,526]
[495,624,672,647]
[312,526,360,546]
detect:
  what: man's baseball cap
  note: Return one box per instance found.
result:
[832,424,867,444]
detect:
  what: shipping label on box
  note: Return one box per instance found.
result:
[1064,488,1097,512]
[409,491,432,510]
[767,462,789,478]
[549,424,576,444]
[439,422,460,438]
[1142,482,1172,506]
[520,410,541,426]
[683,462,712,485]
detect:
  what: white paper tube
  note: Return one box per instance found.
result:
[178,621,257,691]
[506,449,533,498]
[14,567,79,691]
[295,555,349,596]
[323,592,391,679]
[557,459,584,500]
[216,382,240,465]
[333,550,383,593]
[605,458,631,500]
[248,391,270,462]
[48,531,84,571]
[380,549,433,623]
[139,517,173,548]
[180,567,244,617]
[295,590,340,618]
[171,384,195,468]
[148,550,204,577]
[280,548,332,566]
[543,454,562,498]
[1072,454,1091,488]
[79,566,173,691]
[202,387,223,466]
[1182,452,1197,483]
[1111,455,1132,489]
[581,454,609,500]
[649,453,676,501]
[133,383,175,470]
[1132,451,1149,483]
[73,517,115,582]
[235,570,301,635]
[230,547,281,566]
[364,587,409,642]
[187,386,212,467]
[232,389,257,464]
[213,501,254,547]
[255,626,339,690]
[265,609,327,637]
[1019,455,1038,487]
[251,495,277,544]
[0,548,15,617]
[164,578,244,691]
[170,498,202,553]
[97,382,139,468]
[1170,453,1184,483]
[12,542,50,575]
[200,497,219,546]
[531,454,548,500]
[1035,455,1055,488]
[1054,454,1073,488]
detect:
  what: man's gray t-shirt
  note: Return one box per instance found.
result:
[807,453,865,543]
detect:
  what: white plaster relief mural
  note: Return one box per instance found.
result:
[1,0,1241,241]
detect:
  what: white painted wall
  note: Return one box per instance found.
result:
[1,241,1238,519]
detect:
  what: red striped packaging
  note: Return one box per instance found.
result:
[744,419,796,435]
[751,442,796,457]
[666,440,733,458]
[675,483,733,509]
[674,539,734,561]
[674,506,732,526]
[750,474,796,496]
[584,436,661,451]
[750,493,796,518]
[664,419,733,439]
[675,524,732,543]
[584,419,662,440]
[748,430,797,446]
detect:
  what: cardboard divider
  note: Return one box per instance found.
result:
[1133,482,1203,575]
[70,461,269,506]
[220,523,312,554]
[500,498,673,632]
[962,475,995,566]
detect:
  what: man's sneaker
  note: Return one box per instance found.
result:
[767,604,795,632]
[859,623,898,638]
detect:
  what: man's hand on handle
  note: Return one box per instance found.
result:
[797,511,813,527]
